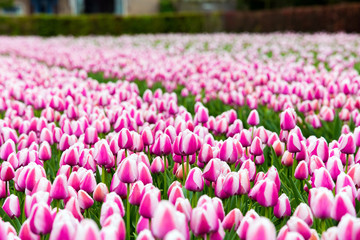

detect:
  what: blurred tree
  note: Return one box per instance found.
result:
[160,0,175,13]
[0,0,13,8]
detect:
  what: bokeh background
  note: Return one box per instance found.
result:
[0,0,359,35]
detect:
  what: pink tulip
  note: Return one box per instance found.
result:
[129,181,145,205]
[337,214,360,240]
[272,140,285,157]
[19,219,40,240]
[202,158,222,182]
[222,208,243,231]
[309,188,334,219]
[78,190,94,210]
[93,140,114,167]
[139,189,160,218]
[174,198,192,222]
[75,219,100,240]
[281,151,294,167]
[331,192,356,221]
[84,127,98,145]
[280,109,296,130]
[152,134,171,156]
[0,139,15,160]
[0,162,14,182]
[274,193,291,218]
[311,167,335,190]
[137,229,154,240]
[247,110,259,126]
[65,197,83,221]
[105,192,125,217]
[185,167,204,192]
[339,133,356,154]
[93,183,109,202]
[50,174,69,200]
[249,179,278,207]
[118,129,133,150]
[80,170,97,193]
[29,202,54,235]
[117,156,138,183]
[250,137,263,156]
[2,194,20,218]
[240,159,256,181]
[236,209,259,239]
[246,217,276,240]
[39,141,52,161]
[293,203,313,226]
[239,129,252,147]
[219,138,243,164]
[238,169,250,195]
[286,217,311,240]
[151,201,189,239]
[287,132,302,153]
[141,127,154,146]
[49,210,78,240]
[198,144,214,164]
[326,156,343,180]
[130,132,144,152]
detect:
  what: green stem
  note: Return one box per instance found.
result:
[163,156,167,195]
[125,149,128,158]
[345,154,349,174]
[182,158,186,185]
[147,146,151,163]
[321,219,326,233]
[126,184,130,240]
[102,165,106,185]
[186,155,190,180]
[56,199,60,213]
[292,153,297,177]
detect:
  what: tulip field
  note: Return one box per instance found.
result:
[1,33,360,240]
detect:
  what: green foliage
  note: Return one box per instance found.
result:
[160,0,176,13]
[0,0,13,8]
[0,13,218,36]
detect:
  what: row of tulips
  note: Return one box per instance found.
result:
[0,34,360,135]
[0,35,359,240]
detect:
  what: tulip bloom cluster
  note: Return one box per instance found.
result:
[0,34,359,240]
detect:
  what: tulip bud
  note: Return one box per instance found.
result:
[0,162,14,182]
[39,141,52,161]
[339,133,356,154]
[84,127,98,145]
[151,201,189,239]
[78,190,94,210]
[29,202,54,235]
[219,138,243,164]
[222,208,243,231]
[331,192,356,221]
[93,183,109,202]
[273,193,291,218]
[246,217,276,240]
[118,129,133,150]
[139,189,160,219]
[185,167,204,192]
[50,174,69,200]
[280,109,296,130]
[286,217,311,240]
[247,110,259,126]
[293,203,313,226]
[2,194,20,218]
[309,188,334,219]
[75,219,100,240]
[250,137,263,156]
[311,167,335,190]
[117,156,138,184]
